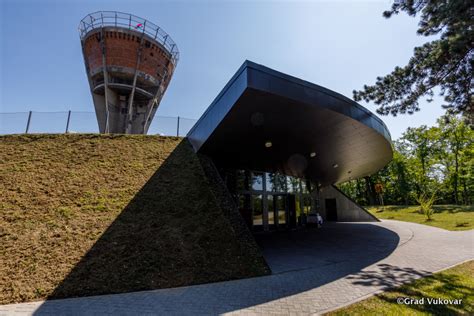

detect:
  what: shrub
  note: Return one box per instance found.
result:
[415,192,436,221]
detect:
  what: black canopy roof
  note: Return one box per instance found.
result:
[188,61,392,185]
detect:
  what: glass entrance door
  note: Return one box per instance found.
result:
[273,194,288,229]
[252,194,264,231]
[252,193,288,231]
[231,170,313,232]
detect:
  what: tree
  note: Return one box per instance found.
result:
[437,115,473,204]
[460,138,474,204]
[399,125,440,192]
[353,0,473,125]
[390,147,412,204]
[339,113,472,206]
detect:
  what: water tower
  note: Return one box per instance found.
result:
[79,11,179,134]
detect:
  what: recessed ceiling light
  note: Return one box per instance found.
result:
[332,163,339,168]
[310,152,316,158]
[265,141,272,148]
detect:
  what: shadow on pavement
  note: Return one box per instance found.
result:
[348,263,471,315]
[254,223,401,275]
[32,220,403,315]
[346,263,430,288]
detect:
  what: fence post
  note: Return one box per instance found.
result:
[25,111,32,134]
[177,116,180,137]
[65,110,72,133]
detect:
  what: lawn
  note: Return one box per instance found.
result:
[0,134,269,304]
[367,205,474,231]
[327,260,474,315]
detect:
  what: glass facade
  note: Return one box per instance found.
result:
[223,169,315,232]
[267,195,274,226]
[251,172,264,191]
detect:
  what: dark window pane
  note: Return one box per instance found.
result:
[252,194,263,226]
[267,195,274,225]
[275,195,286,225]
[287,177,300,193]
[301,181,308,194]
[303,194,312,214]
[252,172,264,191]
[265,173,274,192]
[295,194,302,217]
[236,170,250,191]
[273,174,287,192]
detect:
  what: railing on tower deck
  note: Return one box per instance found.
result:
[78,11,179,65]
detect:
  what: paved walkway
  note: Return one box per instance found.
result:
[1,220,472,315]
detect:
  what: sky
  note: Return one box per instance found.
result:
[0,0,446,139]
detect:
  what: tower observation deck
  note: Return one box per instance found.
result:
[79,11,179,134]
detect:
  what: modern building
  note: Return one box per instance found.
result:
[79,11,179,134]
[77,9,392,231]
[188,61,392,231]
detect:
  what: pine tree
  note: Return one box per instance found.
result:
[353,0,473,125]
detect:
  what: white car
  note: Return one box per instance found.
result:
[307,213,323,226]
[307,213,318,225]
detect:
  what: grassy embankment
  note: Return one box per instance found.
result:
[367,205,473,231]
[0,134,269,304]
[327,260,474,315]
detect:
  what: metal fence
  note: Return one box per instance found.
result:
[0,111,197,137]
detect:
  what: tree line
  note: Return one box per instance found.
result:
[338,114,473,206]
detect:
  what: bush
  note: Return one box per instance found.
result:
[415,192,437,221]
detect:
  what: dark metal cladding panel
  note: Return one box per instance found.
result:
[187,66,248,151]
[187,60,393,185]
[245,61,391,141]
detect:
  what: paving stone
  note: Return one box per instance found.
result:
[1,220,472,315]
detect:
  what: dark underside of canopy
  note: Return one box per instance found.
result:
[187,61,392,186]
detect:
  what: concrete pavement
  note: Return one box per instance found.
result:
[1,220,472,315]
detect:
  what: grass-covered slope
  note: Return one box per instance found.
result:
[367,205,474,231]
[0,134,269,304]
